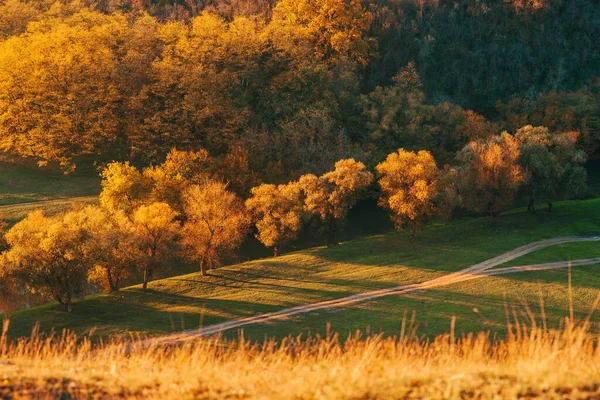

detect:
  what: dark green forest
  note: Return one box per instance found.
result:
[0,0,599,187]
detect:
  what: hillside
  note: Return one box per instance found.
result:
[0,162,100,223]
[7,197,600,340]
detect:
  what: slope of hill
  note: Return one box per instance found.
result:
[6,197,600,340]
[0,163,99,205]
[0,162,100,223]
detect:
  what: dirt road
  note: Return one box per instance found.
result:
[148,236,600,344]
[0,196,97,210]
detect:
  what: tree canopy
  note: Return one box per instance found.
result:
[181,181,250,275]
[457,133,527,217]
[376,149,451,235]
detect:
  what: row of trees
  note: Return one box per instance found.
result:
[0,156,372,311]
[0,124,586,311]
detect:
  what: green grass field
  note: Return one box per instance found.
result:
[233,265,600,341]
[0,162,100,206]
[495,241,600,267]
[0,196,99,225]
[6,197,600,341]
[0,162,100,224]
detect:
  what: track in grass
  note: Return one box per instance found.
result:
[0,196,97,210]
[148,236,600,345]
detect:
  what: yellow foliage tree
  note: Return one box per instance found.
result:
[0,0,40,39]
[457,132,527,217]
[376,149,449,235]
[300,158,373,244]
[99,149,212,214]
[143,148,211,212]
[270,0,375,66]
[137,13,268,154]
[74,206,135,292]
[0,9,128,171]
[181,181,250,275]
[129,202,179,289]
[99,161,150,214]
[1,210,92,312]
[245,182,304,256]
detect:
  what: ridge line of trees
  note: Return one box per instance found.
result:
[0,125,587,311]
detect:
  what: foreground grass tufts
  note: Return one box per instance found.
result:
[2,315,600,399]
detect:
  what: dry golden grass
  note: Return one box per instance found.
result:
[3,311,600,399]
[3,267,600,399]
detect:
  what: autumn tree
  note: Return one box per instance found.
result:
[270,0,375,67]
[99,161,150,214]
[461,110,501,142]
[300,158,373,244]
[76,206,135,292]
[376,149,453,235]
[245,181,304,256]
[0,9,126,171]
[0,0,40,39]
[213,143,260,197]
[135,14,267,156]
[360,63,427,158]
[515,125,587,211]
[99,149,212,214]
[143,148,212,212]
[181,181,250,276]
[129,202,179,289]
[360,63,486,164]
[1,210,92,312]
[456,133,527,217]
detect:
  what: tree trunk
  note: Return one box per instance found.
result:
[527,197,535,213]
[142,266,152,290]
[200,258,207,276]
[326,219,339,247]
[410,223,418,237]
[487,202,495,217]
[107,268,119,292]
[62,299,72,313]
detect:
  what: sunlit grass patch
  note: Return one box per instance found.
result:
[2,316,600,399]
[7,197,600,341]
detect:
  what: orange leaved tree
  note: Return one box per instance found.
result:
[181,181,250,276]
[1,210,92,312]
[456,132,526,217]
[129,202,179,290]
[300,158,373,245]
[245,182,305,257]
[376,149,454,235]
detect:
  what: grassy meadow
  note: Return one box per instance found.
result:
[6,197,600,341]
[2,319,600,399]
[0,162,100,224]
[0,162,99,206]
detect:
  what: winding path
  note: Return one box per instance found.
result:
[0,196,97,210]
[148,236,600,345]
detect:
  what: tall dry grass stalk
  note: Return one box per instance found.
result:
[2,314,600,399]
[2,273,600,399]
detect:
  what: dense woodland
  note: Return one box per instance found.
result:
[0,0,599,179]
[0,0,599,311]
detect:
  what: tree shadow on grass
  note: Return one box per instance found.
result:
[7,291,289,342]
[230,281,600,342]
